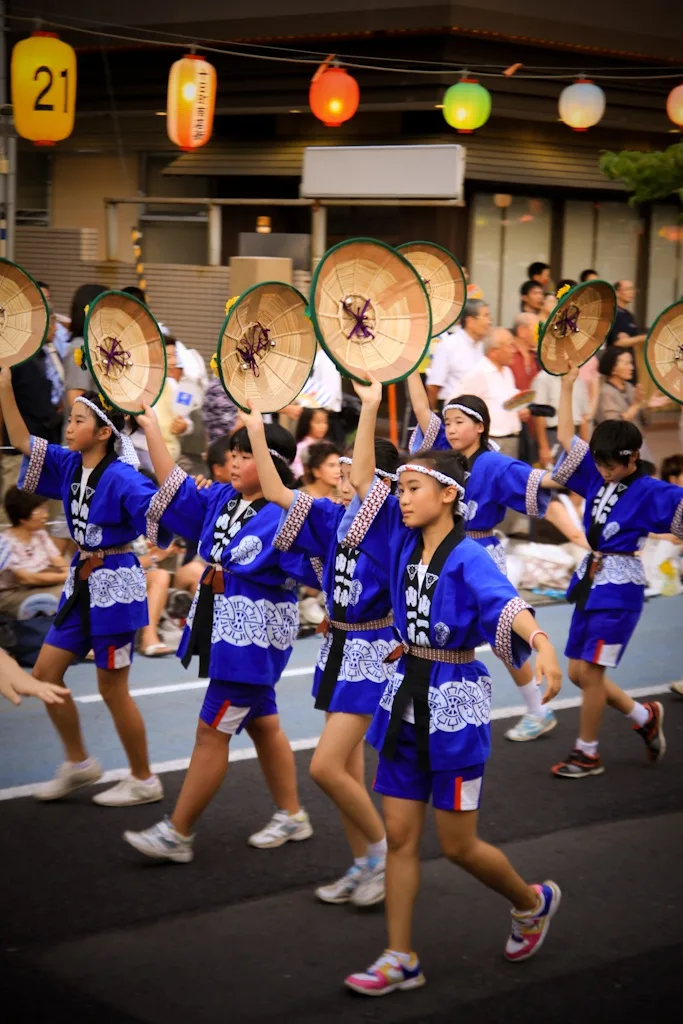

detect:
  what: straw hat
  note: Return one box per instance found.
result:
[0,259,49,369]
[538,280,616,376]
[83,290,166,414]
[309,237,431,384]
[644,298,683,405]
[216,282,316,413]
[397,241,466,336]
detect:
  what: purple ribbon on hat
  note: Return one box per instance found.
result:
[345,298,375,341]
[237,323,271,377]
[97,337,131,375]
[552,303,580,338]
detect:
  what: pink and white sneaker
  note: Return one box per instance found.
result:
[505,881,562,962]
[344,949,426,996]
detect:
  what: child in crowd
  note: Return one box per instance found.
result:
[292,407,330,479]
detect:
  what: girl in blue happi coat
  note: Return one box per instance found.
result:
[0,371,167,807]
[549,364,683,779]
[341,378,563,998]
[124,409,315,863]
[407,371,559,743]
[243,404,400,908]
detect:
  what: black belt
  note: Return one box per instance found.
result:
[315,626,346,711]
[53,557,101,634]
[181,564,224,678]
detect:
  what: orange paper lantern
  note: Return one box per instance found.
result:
[309,66,359,127]
[667,83,683,127]
[11,31,77,146]
[167,54,216,151]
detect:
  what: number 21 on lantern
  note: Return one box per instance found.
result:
[11,32,77,146]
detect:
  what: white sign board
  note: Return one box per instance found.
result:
[301,144,465,201]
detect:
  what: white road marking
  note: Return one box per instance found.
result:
[0,682,675,802]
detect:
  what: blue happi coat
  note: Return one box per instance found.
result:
[341,478,533,771]
[410,412,550,572]
[552,436,683,611]
[19,436,171,634]
[273,490,397,715]
[147,467,310,685]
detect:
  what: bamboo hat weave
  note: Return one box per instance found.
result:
[83,290,166,414]
[397,241,466,336]
[309,238,432,385]
[644,298,683,405]
[217,282,316,413]
[538,280,616,376]
[0,259,49,369]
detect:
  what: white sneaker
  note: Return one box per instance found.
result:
[505,711,557,742]
[123,817,194,863]
[352,855,386,907]
[248,809,313,849]
[315,864,364,904]
[34,758,103,801]
[92,774,164,806]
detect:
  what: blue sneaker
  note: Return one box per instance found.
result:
[505,711,557,742]
[345,949,425,996]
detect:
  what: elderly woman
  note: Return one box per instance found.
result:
[595,347,666,463]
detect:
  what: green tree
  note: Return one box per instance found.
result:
[599,141,683,205]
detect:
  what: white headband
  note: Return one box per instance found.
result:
[397,463,465,497]
[441,403,500,452]
[338,455,397,482]
[74,397,139,468]
[268,448,290,465]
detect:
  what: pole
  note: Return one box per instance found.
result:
[6,130,15,261]
[207,203,222,266]
[0,1,7,260]
[387,384,398,448]
[310,202,327,274]
[105,201,118,260]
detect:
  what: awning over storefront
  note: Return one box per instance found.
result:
[162,126,627,191]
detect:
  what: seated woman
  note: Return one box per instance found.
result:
[0,488,68,619]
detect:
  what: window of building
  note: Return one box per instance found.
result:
[647,205,682,324]
[561,200,640,288]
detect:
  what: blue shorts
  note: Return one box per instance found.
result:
[199,680,278,735]
[46,619,135,671]
[373,722,485,812]
[565,606,641,669]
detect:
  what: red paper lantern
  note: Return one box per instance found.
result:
[309,66,359,127]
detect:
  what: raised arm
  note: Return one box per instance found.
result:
[242,404,295,510]
[406,371,433,435]
[135,404,177,485]
[349,377,382,500]
[557,364,579,455]
[0,367,31,455]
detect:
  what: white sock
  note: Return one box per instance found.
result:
[519,681,545,717]
[387,949,416,966]
[576,737,599,757]
[354,856,368,868]
[367,837,387,859]
[626,702,649,728]
[71,758,93,769]
[141,774,158,785]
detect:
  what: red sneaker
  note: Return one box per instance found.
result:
[551,748,605,778]
[634,701,666,763]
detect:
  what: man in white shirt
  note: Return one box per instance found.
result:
[460,328,528,458]
[532,369,590,467]
[426,299,492,409]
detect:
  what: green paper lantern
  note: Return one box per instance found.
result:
[442,78,491,134]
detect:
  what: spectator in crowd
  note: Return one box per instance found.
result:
[462,264,484,300]
[203,373,240,446]
[122,285,146,304]
[206,435,233,483]
[294,348,345,446]
[302,442,341,500]
[37,281,70,358]
[540,292,557,319]
[0,488,68,618]
[425,298,492,409]
[532,366,591,468]
[132,535,204,657]
[0,348,62,525]
[510,313,540,392]
[580,268,599,282]
[527,261,552,288]
[519,280,545,316]
[62,283,107,409]
[556,278,577,292]
[594,347,666,462]
[460,327,528,458]
[292,407,330,479]
[606,280,646,351]
[661,453,683,487]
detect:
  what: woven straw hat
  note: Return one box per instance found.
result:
[0,259,49,369]
[397,241,466,336]
[644,298,683,405]
[217,282,316,413]
[83,290,166,414]
[538,280,616,376]
[310,238,432,384]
